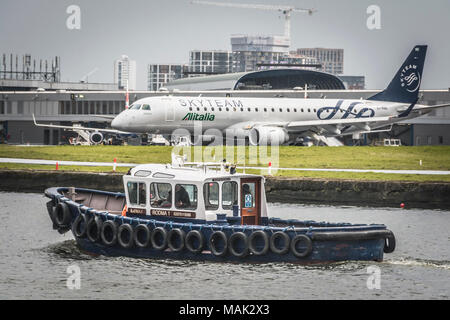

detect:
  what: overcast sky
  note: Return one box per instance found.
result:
[1,0,449,90]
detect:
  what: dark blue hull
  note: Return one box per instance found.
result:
[45,187,394,264]
[75,235,385,264]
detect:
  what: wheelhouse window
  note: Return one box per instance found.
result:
[222,181,238,210]
[175,184,197,210]
[127,181,146,206]
[204,182,219,210]
[150,182,172,208]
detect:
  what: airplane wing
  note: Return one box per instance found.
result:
[286,116,393,131]
[413,103,450,112]
[89,115,117,120]
[32,114,133,135]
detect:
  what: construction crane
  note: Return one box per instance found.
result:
[191,1,315,42]
[80,67,99,83]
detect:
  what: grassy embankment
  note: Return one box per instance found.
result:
[0,145,449,182]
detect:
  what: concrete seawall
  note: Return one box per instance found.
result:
[1,170,449,209]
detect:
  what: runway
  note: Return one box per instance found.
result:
[1,157,449,175]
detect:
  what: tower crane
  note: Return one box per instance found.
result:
[191,1,315,43]
[80,67,99,83]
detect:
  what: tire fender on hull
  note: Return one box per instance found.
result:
[101,220,118,246]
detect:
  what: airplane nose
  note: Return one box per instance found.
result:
[111,115,123,130]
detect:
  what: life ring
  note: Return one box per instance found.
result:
[228,232,249,258]
[101,220,118,246]
[209,231,228,257]
[86,216,103,242]
[118,223,134,249]
[270,231,290,255]
[185,230,204,254]
[290,234,313,258]
[384,232,396,253]
[134,224,151,248]
[167,228,186,252]
[151,227,168,251]
[248,230,269,256]
[53,202,72,227]
[72,213,89,238]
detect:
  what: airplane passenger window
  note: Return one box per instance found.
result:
[189,107,193,111]
[263,108,267,112]
[314,109,317,112]
[301,108,304,112]
[255,108,259,112]
[142,104,151,111]
[240,108,244,112]
[219,108,222,111]
[226,107,229,111]
[271,108,274,112]
[196,107,200,111]
[294,108,297,112]
[308,109,311,112]
[279,108,282,112]
[287,108,290,112]
[248,108,251,112]
[211,107,215,111]
[204,107,207,111]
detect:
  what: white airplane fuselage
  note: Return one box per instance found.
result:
[110,96,420,134]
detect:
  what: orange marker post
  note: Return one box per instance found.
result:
[121,204,127,217]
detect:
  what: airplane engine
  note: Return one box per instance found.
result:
[249,127,289,146]
[89,131,104,145]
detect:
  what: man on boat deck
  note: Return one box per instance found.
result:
[175,185,191,208]
[160,185,191,208]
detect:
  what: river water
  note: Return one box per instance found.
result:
[0,192,449,300]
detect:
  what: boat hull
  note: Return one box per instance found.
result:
[45,187,393,264]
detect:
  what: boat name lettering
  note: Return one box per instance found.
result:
[128,208,146,215]
[151,209,196,218]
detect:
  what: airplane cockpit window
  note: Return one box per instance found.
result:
[141,104,151,111]
[130,104,141,110]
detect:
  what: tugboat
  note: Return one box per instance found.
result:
[44,156,396,263]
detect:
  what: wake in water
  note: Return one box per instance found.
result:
[44,240,103,261]
[383,257,450,270]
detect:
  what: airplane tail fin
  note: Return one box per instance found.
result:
[368,45,427,104]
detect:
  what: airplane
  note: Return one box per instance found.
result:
[34,45,450,146]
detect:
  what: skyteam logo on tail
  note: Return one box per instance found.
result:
[400,64,421,92]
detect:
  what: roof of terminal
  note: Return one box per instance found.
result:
[164,68,345,91]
